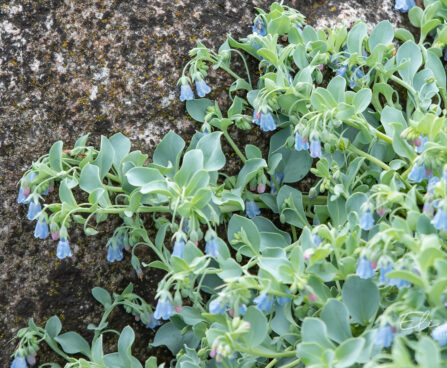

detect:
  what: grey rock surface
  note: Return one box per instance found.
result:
[0,0,411,364]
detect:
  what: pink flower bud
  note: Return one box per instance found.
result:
[193,241,198,247]
[229,309,234,318]
[125,246,131,252]
[250,185,256,192]
[413,137,421,147]
[49,185,54,193]
[27,353,37,366]
[245,322,251,328]
[134,315,140,322]
[376,208,386,216]
[210,349,217,358]
[309,293,317,302]
[22,187,31,196]
[175,305,182,313]
[51,231,59,241]
[318,64,324,71]
[371,261,378,269]
[257,183,266,194]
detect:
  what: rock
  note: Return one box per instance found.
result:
[0,0,411,364]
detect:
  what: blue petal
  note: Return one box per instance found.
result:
[336,65,347,77]
[195,79,211,97]
[295,132,309,151]
[172,239,185,258]
[154,298,173,320]
[431,208,447,231]
[11,356,28,368]
[205,237,219,258]
[309,138,322,158]
[56,238,72,259]
[432,322,447,346]
[356,257,375,279]
[245,200,261,218]
[260,111,276,132]
[375,324,394,348]
[254,292,274,312]
[209,299,227,314]
[34,219,49,239]
[180,84,194,101]
[395,0,416,12]
[360,209,374,230]
[27,201,41,221]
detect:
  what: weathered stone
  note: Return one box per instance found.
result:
[0,0,411,364]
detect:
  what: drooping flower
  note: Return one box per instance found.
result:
[349,67,364,89]
[172,238,186,258]
[27,200,41,221]
[360,208,374,230]
[394,0,416,12]
[432,322,447,346]
[56,238,72,259]
[277,295,291,306]
[252,19,267,36]
[209,298,227,314]
[252,110,261,126]
[356,257,375,279]
[239,304,247,315]
[260,111,276,132]
[245,199,261,218]
[376,207,386,217]
[309,137,322,158]
[335,64,347,77]
[107,245,124,262]
[375,323,394,348]
[11,355,28,368]
[408,161,429,183]
[195,79,211,97]
[154,297,174,320]
[295,132,309,152]
[26,353,37,366]
[431,207,447,231]
[312,234,322,246]
[180,84,194,101]
[143,312,161,329]
[414,134,428,154]
[34,218,49,239]
[254,292,274,312]
[257,182,266,193]
[50,222,59,241]
[379,262,393,283]
[205,237,219,258]
[17,187,30,204]
[270,172,284,194]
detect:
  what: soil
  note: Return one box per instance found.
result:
[0,0,412,365]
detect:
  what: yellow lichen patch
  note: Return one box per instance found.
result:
[330,6,336,12]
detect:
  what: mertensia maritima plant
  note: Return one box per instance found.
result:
[10,0,447,367]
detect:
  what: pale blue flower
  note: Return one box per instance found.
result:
[56,238,72,259]
[295,132,309,151]
[260,111,276,132]
[309,137,322,158]
[107,245,123,262]
[395,0,416,12]
[245,199,261,218]
[172,238,185,258]
[360,208,374,230]
[312,235,322,246]
[432,322,447,346]
[209,298,227,314]
[379,262,393,283]
[356,257,375,279]
[195,79,211,97]
[34,218,49,239]
[375,324,394,348]
[270,173,284,194]
[154,298,174,320]
[335,64,347,77]
[254,292,274,312]
[431,208,447,231]
[414,134,428,153]
[180,84,194,101]
[17,187,30,204]
[27,200,41,221]
[277,295,291,306]
[408,161,429,182]
[11,355,28,368]
[239,304,247,315]
[205,237,219,258]
[252,19,267,36]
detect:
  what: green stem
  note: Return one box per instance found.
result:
[106,173,121,184]
[347,144,390,171]
[388,74,417,95]
[291,225,297,242]
[104,185,124,193]
[265,359,278,368]
[278,359,301,368]
[222,129,247,163]
[233,344,296,358]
